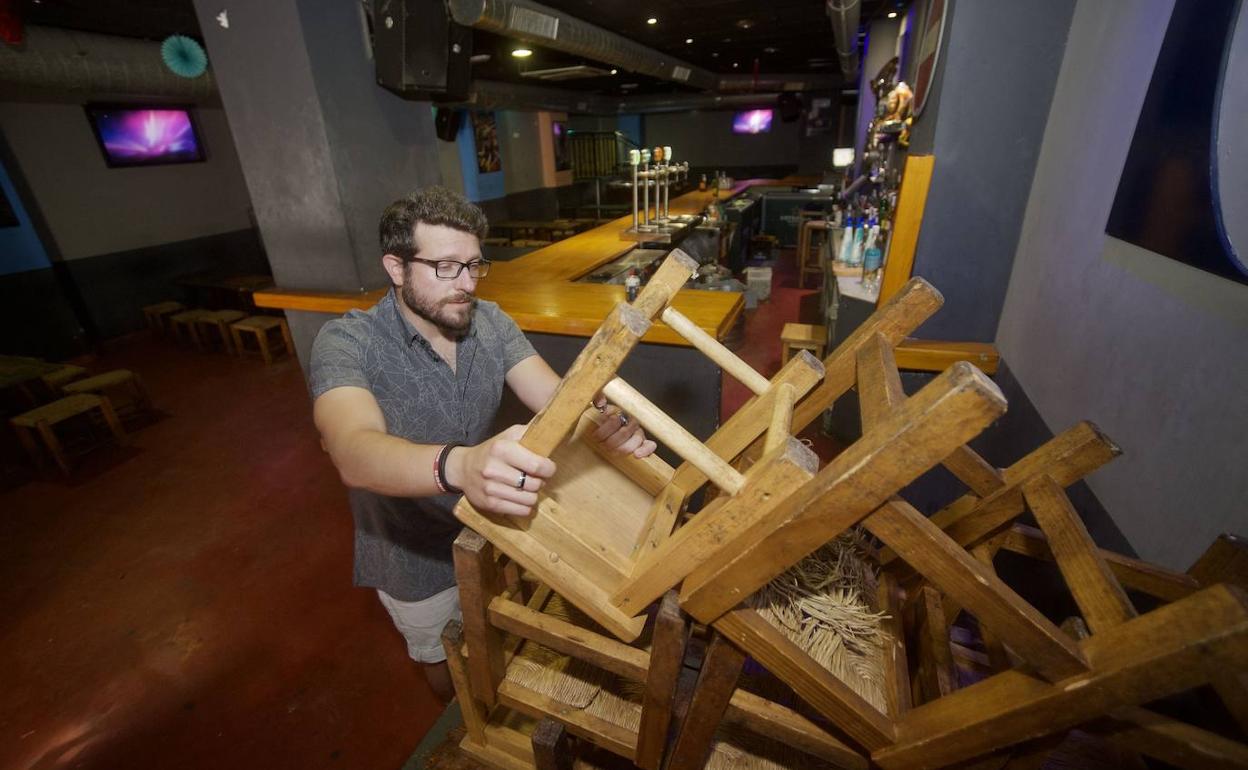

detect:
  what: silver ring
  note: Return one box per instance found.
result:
[515,471,527,490]
[618,412,629,426]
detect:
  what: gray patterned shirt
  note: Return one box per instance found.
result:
[308,288,537,601]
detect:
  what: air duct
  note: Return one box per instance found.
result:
[448,0,719,91]
[825,0,861,81]
[0,25,218,101]
[451,79,783,114]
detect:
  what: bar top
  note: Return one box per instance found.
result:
[253,181,802,346]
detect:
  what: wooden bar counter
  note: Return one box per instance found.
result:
[253,188,748,347]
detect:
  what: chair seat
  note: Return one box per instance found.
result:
[11,394,105,427]
[170,309,212,323]
[41,364,88,388]
[143,300,184,314]
[780,323,827,347]
[201,309,248,323]
[62,369,135,393]
[231,315,283,331]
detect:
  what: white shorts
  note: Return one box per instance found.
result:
[377,585,462,664]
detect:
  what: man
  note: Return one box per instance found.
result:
[309,187,654,702]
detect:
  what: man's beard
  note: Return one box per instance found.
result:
[400,276,477,334]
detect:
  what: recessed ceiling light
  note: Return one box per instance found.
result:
[646,17,657,25]
[887,11,897,18]
[732,62,739,68]
[610,68,618,75]
[511,48,533,58]
[685,38,693,44]
[711,52,719,58]
[735,19,754,30]
[763,46,778,54]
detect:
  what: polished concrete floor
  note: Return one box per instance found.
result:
[0,253,824,769]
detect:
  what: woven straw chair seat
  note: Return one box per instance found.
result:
[11,394,105,427]
[62,369,135,394]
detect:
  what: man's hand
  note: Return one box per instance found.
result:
[444,425,556,517]
[591,400,658,459]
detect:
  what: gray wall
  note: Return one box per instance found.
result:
[0,102,253,260]
[908,0,1076,342]
[997,0,1247,570]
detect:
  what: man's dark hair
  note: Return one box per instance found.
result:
[379,187,488,260]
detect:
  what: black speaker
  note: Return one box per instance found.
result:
[778,92,802,123]
[434,107,460,141]
[372,0,472,100]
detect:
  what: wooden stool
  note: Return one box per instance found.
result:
[195,310,248,353]
[40,364,88,394]
[230,315,295,364]
[168,309,213,348]
[141,301,185,336]
[62,369,153,416]
[799,219,830,289]
[780,322,827,364]
[10,393,126,476]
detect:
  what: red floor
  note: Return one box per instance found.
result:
[0,252,824,770]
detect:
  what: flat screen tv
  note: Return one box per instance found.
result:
[732,109,773,134]
[85,104,206,167]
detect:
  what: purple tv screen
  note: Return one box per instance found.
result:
[732,109,773,134]
[86,105,205,167]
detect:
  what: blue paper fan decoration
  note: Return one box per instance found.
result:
[161,35,208,78]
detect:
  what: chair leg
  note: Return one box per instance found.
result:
[13,423,46,473]
[532,718,575,770]
[132,373,154,413]
[279,318,295,361]
[36,421,71,477]
[664,630,746,770]
[98,397,128,446]
[257,329,274,365]
[230,327,244,358]
[218,321,236,354]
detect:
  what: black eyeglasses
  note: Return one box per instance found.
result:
[409,257,492,280]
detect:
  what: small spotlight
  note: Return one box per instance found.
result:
[685,37,693,44]
[711,52,719,58]
[610,68,618,75]
[646,17,657,25]
[887,11,897,18]
[732,62,739,68]
[511,48,532,57]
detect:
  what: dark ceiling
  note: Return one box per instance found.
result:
[18,0,896,96]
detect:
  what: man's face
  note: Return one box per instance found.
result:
[398,223,482,335]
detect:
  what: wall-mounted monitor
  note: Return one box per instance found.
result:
[732,109,773,135]
[85,104,206,168]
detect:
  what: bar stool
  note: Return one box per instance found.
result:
[62,369,153,417]
[780,322,827,365]
[798,219,829,289]
[141,301,185,336]
[230,315,295,364]
[40,364,88,394]
[10,394,126,476]
[195,310,248,353]
[168,309,213,348]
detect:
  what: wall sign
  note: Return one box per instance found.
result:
[911,0,947,118]
[1107,0,1247,285]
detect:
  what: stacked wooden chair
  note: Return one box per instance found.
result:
[445,251,1248,770]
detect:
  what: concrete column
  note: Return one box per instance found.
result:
[192,0,443,366]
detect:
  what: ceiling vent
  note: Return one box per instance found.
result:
[520,64,612,81]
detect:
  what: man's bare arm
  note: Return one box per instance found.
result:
[313,385,555,516]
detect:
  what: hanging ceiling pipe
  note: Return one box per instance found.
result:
[825,0,861,81]
[447,0,720,91]
[452,79,783,114]
[0,25,218,101]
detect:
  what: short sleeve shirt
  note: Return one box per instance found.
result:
[308,289,536,601]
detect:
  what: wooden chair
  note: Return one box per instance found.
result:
[141,300,185,336]
[62,369,153,417]
[168,309,213,348]
[780,322,827,365]
[40,364,87,394]
[453,259,1248,768]
[195,309,248,353]
[230,315,295,364]
[798,218,830,289]
[10,393,126,476]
